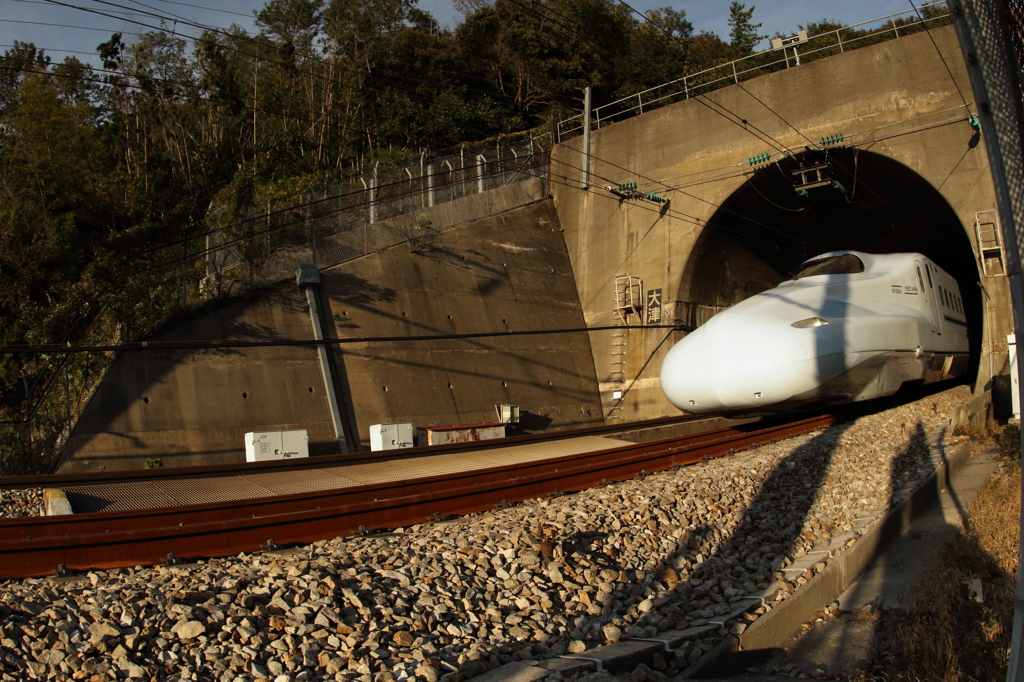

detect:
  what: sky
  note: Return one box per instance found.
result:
[0,0,934,69]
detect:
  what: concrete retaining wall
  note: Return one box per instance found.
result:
[321,199,604,449]
[58,197,602,471]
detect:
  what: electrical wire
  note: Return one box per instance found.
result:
[41,0,569,133]
[127,0,253,19]
[908,0,970,109]
[0,63,369,137]
[545,146,805,243]
[744,175,805,213]
[0,323,686,355]
[27,0,742,237]
[131,154,806,282]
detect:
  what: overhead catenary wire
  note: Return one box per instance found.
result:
[36,0,574,132]
[0,63,370,138]
[545,146,806,244]
[0,323,686,355]
[132,154,806,282]
[28,0,780,210]
[7,0,251,18]
[9,0,757,254]
[907,0,970,109]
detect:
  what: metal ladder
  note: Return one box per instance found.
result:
[608,274,642,420]
[975,210,1006,276]
[612,274,643,325]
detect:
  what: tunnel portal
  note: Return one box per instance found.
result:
[677,148,984,378]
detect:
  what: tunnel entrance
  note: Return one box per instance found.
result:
[676,147,983,380]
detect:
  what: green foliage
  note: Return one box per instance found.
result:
[145,458,164,469]
[728,2,766,55]
[0,0,929,472]
[998,424,1020,461]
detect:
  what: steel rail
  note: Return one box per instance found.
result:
[0,413,834,579]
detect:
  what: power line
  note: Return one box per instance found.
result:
[41,0,554,140]
[132,154,805,284]
[0,323,685,355]
[0,63,369,138]
[545,146,805,244]
[127,0,252,19]
[908,0,969,109]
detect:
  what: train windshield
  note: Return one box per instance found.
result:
[790,254,865,280]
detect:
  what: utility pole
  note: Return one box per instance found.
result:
[296,264,351,454]
[945,2,1024,679]
[581,86,592,189]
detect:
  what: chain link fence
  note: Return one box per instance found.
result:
[196,135,550,296]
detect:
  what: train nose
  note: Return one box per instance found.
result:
[659,308,827,412]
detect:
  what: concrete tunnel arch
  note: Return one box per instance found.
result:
[674,147,984,384]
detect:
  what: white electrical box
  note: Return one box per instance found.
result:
[245,430,310,463]
[370,423,415,451]
[495,404,520,424]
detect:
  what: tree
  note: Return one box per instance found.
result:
[727,2,766,55]
[255,0,324,51]
[0,42,50,117]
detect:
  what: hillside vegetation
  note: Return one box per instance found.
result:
[0,0,945,473]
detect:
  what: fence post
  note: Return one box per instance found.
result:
[427,164,435,207]
[306,188,315,263]
[369,163,378,224]
[477,154,486,193]
[249,215,255,291]
[364,174,372,250]
[732,61,738,83]
[63,358,69,429]
[636,92,643,115]
[444,160,454,201]
[420,152,426,208]
[837,29,844,53]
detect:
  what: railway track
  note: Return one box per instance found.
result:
[0,413,835,580]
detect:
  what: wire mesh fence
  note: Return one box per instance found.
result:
[179,135,551,298]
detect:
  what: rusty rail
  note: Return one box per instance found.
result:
[0,414,834,579]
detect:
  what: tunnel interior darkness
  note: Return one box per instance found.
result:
[677,147,983,379]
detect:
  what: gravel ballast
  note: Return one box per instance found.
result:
[0,386,973,682]
[0,488,44,518]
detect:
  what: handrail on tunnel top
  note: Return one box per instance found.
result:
[555,1,950,141]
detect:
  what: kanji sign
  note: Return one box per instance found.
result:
[646,288,662,324]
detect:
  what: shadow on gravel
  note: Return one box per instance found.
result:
[592,422,853,673]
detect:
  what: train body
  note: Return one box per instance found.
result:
[660,251,970,414]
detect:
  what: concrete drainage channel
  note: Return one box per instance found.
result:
[478,391,991,682]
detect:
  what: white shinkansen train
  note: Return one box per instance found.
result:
[660,251,970,414]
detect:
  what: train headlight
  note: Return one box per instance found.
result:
[791,317,829,328]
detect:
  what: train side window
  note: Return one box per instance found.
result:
[926,265,933,289]
[916,267,925,292]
